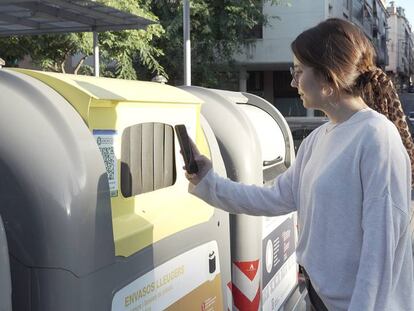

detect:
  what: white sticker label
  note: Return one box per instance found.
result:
[262,255,297,311]
[262,216,297,311]
[111,241,222,311]
[93,130,118,197]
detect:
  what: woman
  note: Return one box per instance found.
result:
[184,18,414,310]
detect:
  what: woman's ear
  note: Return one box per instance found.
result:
[321,85,334,97]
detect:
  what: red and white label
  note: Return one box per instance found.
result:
[230,260,261,311]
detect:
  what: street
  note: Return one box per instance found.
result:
[399,93,414,137]
[400,93,414,114]
[402,93,414,258]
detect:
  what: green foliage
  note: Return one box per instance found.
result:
[97,0,167,79]
[0,0,166,80]
[28,32,91,72]
[141,0,283,87]
[0,36,33,66]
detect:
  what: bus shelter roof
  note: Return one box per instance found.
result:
[0,0,154,37]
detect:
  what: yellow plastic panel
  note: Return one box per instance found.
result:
[12,68,93,120]
[113,185,213,257]
[93,102,213,257]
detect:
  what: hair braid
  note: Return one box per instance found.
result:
[358,68,414,186]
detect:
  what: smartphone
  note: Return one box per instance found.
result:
[174,124,199,174]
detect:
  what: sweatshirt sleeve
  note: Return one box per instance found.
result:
[189,139,308,216]
[190,167,296,216]
[348,196,409,311]
[348,124,411,310]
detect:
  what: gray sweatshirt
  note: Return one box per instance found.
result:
[191,108,414,310]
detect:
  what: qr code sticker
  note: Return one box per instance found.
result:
[93,130,118,197]
[99,146,115,180]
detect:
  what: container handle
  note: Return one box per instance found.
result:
[263,156,283,167]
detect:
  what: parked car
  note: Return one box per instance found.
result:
[405,112,414,140]
[411,197,414,257]
[285,116,328,154]
[408,112,414,123]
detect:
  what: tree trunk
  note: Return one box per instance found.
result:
[61,53,70,73]
[61,60,66,73]
[74,55,88,75]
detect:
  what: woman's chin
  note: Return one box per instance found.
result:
[302,99,315,110]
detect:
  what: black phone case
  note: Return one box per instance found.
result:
[174,125,199,174]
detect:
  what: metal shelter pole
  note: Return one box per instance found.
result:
[93,31,100,77]
[183,0,191,86]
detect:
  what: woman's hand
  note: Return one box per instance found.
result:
[183,139,212,185]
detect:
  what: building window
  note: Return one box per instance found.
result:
[242,1,264,39]
[373,27,378,39]
[244,23,263,39]
[273,70,306,117]
[273,70,326,117]
[352,0,364,22]
[343,0,351,11]
[121,123,176,197]
[247,71,264,93]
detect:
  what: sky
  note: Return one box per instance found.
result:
[392,0,414,27]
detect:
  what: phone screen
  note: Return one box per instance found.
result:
[175,124,199,174]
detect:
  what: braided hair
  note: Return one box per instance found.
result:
[356,68,414,184]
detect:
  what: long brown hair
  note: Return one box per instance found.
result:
[291,18,414,185]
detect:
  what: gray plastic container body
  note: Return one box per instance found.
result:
[0,69,114,309]
[180,86,263,310]
[241,92,295,178]
[180,86,306,311]
[0,215,12,311]
[180,87,263,252]
[0,69,115,272]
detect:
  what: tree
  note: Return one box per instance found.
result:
[0,0,166,80]
[139,0,283,87]
[0,36,31,67]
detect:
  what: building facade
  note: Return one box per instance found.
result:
[233,0,389,117]
[386,1,413,91]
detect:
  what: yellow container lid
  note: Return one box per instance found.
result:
[12,69,203,121]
